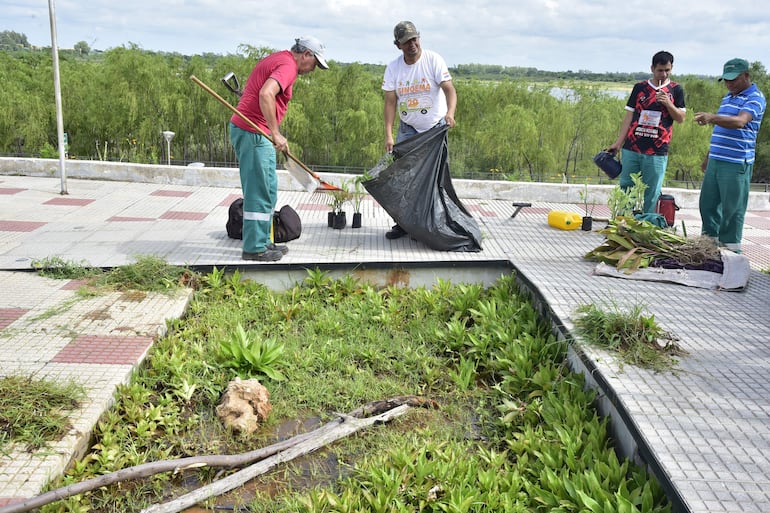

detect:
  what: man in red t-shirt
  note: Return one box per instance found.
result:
[230,36,328,261]
[608,51,686,213]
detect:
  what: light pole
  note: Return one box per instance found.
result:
[49,0,67,194]
[162,131,175,166]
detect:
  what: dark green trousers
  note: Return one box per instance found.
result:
[229,123,277,253]
[699,159,752,252]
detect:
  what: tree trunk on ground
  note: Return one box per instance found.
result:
[0,396,435,513]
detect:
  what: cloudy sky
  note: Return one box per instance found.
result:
[5,0,770,76]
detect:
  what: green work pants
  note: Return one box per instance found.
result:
[619,149,667,213]
[699,158,752,252]
[229,123,277,253]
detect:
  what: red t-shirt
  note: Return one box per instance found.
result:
[230,50,298,135]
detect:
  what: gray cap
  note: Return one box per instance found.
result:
[394,21,419,44]
[296,36,328,69]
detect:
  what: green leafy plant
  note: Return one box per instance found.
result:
[218,323,286,381]
[579,182,595,217]
[41,271,671,512]
[573,301,686,371]
[327,182,352,214]
[607,172,647,219]
[350,177,367,213]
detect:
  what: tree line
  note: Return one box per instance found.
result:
[1,41,769,185]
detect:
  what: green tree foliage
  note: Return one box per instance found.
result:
[0,30,30,50]
[73,41,90,56]
[0,42,767,184]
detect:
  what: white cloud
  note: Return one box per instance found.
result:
[3,0,769,75]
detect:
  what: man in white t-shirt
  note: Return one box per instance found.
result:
[382,20,457,239]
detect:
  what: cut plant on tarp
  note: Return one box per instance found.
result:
[584,216,722,274]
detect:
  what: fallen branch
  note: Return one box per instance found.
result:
[141,404,411,513]
[0,396,432,513]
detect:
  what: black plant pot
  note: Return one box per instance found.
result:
[332,211,347,229]
[581,216,593,231]
[352,212,362,228]
[327,211,334,227]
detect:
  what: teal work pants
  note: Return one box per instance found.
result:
[619,149,667,213]
[699,158,752,252]
[229,123,277,253]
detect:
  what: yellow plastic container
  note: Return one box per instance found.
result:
[548,210,582,230]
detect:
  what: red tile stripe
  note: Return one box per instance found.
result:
[108,216,155,222]
[0,188,25,195]
[61,279,91,290]
[151,190,193,198]
[51,335,154,365]
[220,193,241,206]
[0,498,26,507]
[160,211,208,220]
[0,220,46,232]
[0,308,27,330]
[465,204,497,217]
[744,217,770,229]
[297,203,329,211]
[43,198,95,206]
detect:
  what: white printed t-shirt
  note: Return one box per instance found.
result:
[382,49,451,132]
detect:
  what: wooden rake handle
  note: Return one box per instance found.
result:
[189,75,329,185]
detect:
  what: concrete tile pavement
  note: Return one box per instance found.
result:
[0,172,769,512]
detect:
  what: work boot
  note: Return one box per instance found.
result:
[242,248,283,261]
[385,224,407,240]
[268,243,289,255]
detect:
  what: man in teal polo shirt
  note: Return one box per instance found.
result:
[694,58,766,253]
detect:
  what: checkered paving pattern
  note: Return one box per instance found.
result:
[0,174,769,512]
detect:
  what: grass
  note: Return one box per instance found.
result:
[573,300,686,372]
[0,375,85,453]
[31,255,195,293]
[33,269,671,513]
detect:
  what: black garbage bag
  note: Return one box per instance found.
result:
[363,125,482,252]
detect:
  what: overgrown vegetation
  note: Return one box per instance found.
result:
[31,255,195,293]
[573,301,686,372]
[30,256,100,280]
[607,172,647,220]
[35,270,671,512]
[3,42,769,183]
[0,375,85,452]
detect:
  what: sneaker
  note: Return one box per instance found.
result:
[385,224,407,240]
[267,243,289,255]
[242,248,283,261]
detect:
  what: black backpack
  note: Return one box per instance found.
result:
[226,198,301,243]
[273,204,302,243]
[226,198,244,239]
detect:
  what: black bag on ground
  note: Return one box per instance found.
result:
[362,125,482,252]
[273,204,302,242]
[226,199,301,243]
[226,198,244,239]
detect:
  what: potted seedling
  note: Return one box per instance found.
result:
[327,183,351,230]
[350,175,369,229]
[579,182,595,231]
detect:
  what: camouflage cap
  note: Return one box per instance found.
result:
[394,21,419,44]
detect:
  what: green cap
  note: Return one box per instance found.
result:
[719,58,749,81]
